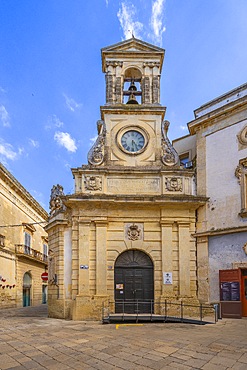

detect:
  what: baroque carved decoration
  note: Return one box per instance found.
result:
[88,120,106,166]
[143,62,160,68]
[243,242,247,255]
[105,61,123,68]
[165,177,183,192]
[49,184,66,215]
[84,176,102,191]
[237,125,247,146]
[127,224,142,241]
[161,120,179,167]
[235,158,247,184]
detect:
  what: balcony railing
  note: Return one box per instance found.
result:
[15,244,48,264]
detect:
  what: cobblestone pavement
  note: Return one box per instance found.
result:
[0,305,247,370]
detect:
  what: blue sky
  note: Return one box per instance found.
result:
[0,0,247,212]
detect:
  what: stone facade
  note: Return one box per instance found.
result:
[0,163,48,308]
[46,38,207,320]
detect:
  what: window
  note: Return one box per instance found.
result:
[179,152,194,168]
[24,232,31,254]
[0,234,5,247]
[43,244,48,256]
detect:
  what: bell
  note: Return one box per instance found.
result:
[127,92,138,104]
[129,80,137,92]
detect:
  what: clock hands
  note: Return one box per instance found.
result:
[131,139,138,152]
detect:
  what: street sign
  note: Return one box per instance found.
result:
[41,272,48,281]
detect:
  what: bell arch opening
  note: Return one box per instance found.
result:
[123,67,142,104]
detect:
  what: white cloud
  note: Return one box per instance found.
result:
[0,105,11,127]
[180,125,188,131]
[0,139,21,160]
[29,139,39,148]
[45,115,64,130]
[63,94,82,112]
[0,86,6,94]
[150,0,166,46]
[90,135,98,145]
[117,2,143,40]
[54,131,77,152]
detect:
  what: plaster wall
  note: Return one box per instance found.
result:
[208,232,247,302]
[206,119,247,230]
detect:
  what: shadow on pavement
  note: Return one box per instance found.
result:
[0,304,48,318]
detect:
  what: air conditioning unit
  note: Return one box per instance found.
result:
[185,161,193,169]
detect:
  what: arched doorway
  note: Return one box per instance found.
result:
[23,272,32,307]
[114,250,154,314]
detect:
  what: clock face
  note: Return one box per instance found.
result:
[121,130,145,153]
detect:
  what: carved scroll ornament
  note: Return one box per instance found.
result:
[88,120,106,166]
[237,125,247,146]
[161,120,179,167]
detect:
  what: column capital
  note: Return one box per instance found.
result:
[160,220,174,227]
[94,219,108,226]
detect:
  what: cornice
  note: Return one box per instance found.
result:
[188,96,247,135]
[64,194,207,208]
[0,163,48,220]
[72,165,194,176]
[193,224,247,238]
[100,104,166,120]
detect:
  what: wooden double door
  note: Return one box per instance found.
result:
[114,250,154,314]
[242,270,247,317]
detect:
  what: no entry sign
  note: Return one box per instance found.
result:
[41,272,48,281]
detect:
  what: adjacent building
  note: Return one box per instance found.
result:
[174,83,247,317]
[0,163,48,308]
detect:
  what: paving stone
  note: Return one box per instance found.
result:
[239,352,247,363]
[201,363,227,370]
[231,362,247,370]
[210,355,237,367]
[167,363,193,369]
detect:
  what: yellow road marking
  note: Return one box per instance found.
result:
[116,324,144,329]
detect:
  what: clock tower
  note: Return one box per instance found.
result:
[46,38,206,320]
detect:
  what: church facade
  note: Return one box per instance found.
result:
[46,38,207,320]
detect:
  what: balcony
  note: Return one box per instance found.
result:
[15,244,48,265]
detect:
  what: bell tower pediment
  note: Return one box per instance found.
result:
[101,38,165,70]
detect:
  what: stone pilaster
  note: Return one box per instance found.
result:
[78,221,91,295]
[105,74,114,104]
[115,77,122,104]
[142,76,151,104]
[197,236,209,302]
[161,221,174,297]
[95,220,108,296]
[178,222,191,297]
[152,75,160,104]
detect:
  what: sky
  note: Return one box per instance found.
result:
[0,0,247,212]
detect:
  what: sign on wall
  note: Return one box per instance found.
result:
[163,272,173,285]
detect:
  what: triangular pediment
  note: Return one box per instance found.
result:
[101,37,164,54]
